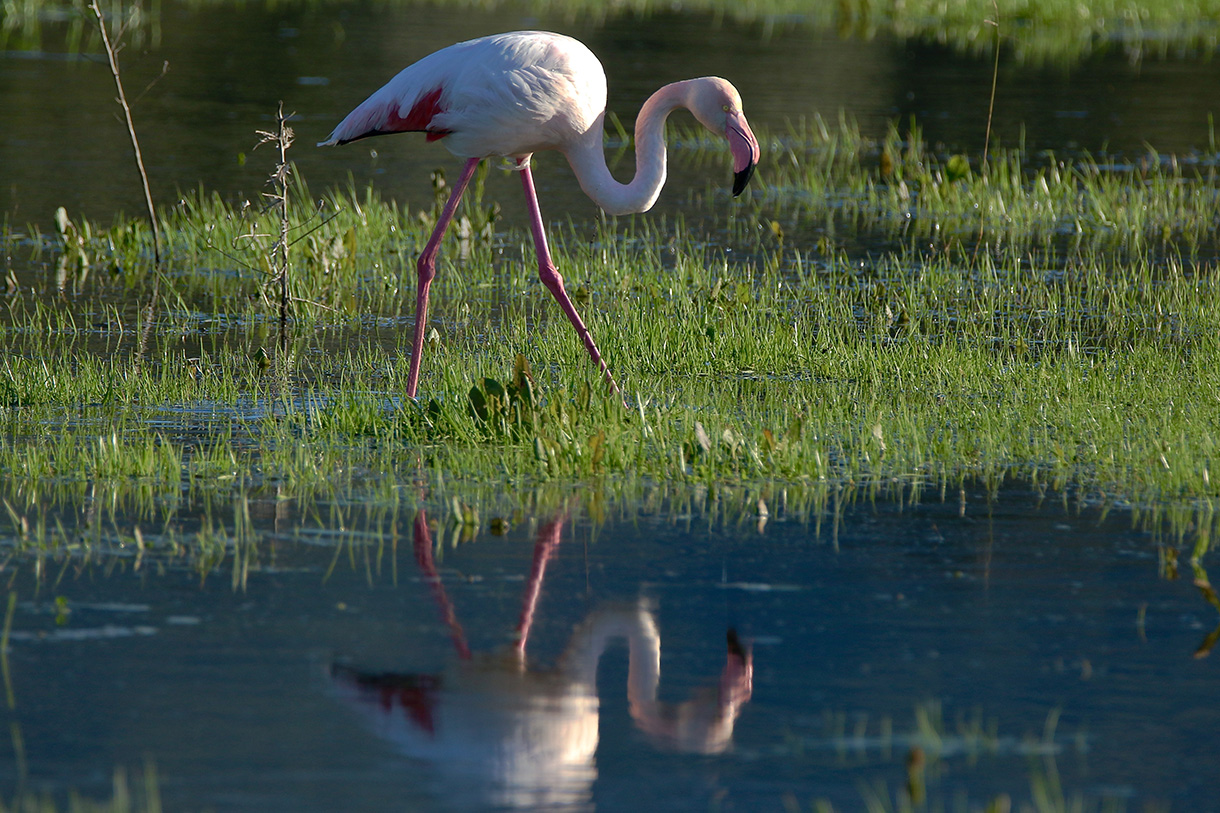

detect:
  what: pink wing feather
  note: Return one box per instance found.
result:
[318,83,451,146]
[318,32,607,157]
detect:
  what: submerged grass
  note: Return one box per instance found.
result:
[0,763,162,813]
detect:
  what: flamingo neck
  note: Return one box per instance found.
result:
[563,81,695,216]
[561,606,662,698]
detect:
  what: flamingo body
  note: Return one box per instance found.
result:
[320,31,760,398]
[320,32,607,161]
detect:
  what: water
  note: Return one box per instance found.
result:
[1,488,1215,810]
[4,4,1220,230]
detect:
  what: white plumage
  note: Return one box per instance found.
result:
[320,32,606,159]
[320,30,760,398]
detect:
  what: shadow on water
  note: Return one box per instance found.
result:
[0,486,1216,810]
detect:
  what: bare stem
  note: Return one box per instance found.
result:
[973,1,1002,257]
[982,2,1001,173]
[278,108,290,346]
[256,102,295,354]
[89,1,162,267]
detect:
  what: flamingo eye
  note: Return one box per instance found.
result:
[722,104,732,112]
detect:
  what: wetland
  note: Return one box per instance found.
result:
[2,1,1220,810]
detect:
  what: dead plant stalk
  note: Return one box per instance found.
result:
[88,0,162,266]
[256,102,295,350]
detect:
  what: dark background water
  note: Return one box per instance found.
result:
[0,489,1215,810]
[4,3,1220,230]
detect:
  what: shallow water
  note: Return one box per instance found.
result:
[1,488,1215,810]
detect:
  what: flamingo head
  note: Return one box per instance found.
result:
[688,78,760,197]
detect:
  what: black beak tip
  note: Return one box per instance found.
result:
[732,163,756,197]
[726,628,747,658]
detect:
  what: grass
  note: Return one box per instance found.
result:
[0,764,162,813]
[757,116,1220,250]
[1,113,1220,571]
[804,703,1097,813]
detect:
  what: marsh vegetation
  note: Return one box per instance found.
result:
[5,117,1220,525]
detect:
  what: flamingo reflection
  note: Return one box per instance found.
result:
[330,511,752,811]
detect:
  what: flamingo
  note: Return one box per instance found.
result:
[319,30,760,398]
[330,511,754,810]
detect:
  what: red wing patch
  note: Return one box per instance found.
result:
[386,680,441,736]
[383,86,450,141]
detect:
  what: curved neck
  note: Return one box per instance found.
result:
[563,81,695,216]
[561,605,661,697]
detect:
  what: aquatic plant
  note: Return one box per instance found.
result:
[0,762,162,813]
[4,114,1220,562]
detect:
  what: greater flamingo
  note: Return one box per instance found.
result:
[330,511,753,810]
[319,30,760,398]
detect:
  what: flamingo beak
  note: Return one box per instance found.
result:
[726,110,760,197]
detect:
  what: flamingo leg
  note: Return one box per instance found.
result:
[413,511,472,660]
[518,160,621,395]
[512,516,564,658]
[406,156,482,399]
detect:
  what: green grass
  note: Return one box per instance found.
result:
[756,116,1220,250]
[3,115,1220,557]
[803,703,1099,813]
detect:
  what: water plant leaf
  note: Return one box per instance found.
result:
[512,354,535,408]
[946,154,971,182]
[592,431,608,468]
[54,207,72,239]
